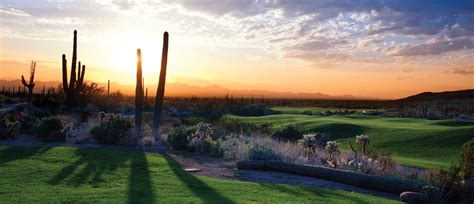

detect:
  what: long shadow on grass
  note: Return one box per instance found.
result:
[0,146,51,165]
[127,152,155,203]
[48,148,156,202]
[163,155,234,204]
[258,183,375,204]
[49,148,129,186]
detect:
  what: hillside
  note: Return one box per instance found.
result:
[397,89,474,102]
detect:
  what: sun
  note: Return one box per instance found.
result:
[108,35,163,75]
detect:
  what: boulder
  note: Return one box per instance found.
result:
[399,191,423,203]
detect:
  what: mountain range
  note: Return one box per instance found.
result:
[0,79,360,99]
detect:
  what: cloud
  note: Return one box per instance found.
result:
[446,65,474,75]
[388,37,474,56]
[0,6,30,17]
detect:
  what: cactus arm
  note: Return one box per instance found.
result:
[77,61,81,82]
[80,65,85,83]
[153,32,169,138]
[62,54,68,92]
[21,75,29,87]
[77,64,85,91]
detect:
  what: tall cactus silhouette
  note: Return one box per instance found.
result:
[153,32,169,139]
[21,61,36,100]
[135,49,144,146]
[62,30,86,102]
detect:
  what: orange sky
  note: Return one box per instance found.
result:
[1,1,473,99]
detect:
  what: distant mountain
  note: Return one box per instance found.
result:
[0,79,359,99]
[397,89,474,102]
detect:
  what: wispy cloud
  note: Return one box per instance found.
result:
[0,6,30,17]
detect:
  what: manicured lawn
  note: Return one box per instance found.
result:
[272,107,377,115]
[229,113,474,169]
[0,146,398,203]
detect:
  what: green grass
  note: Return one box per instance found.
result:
[229,113,474,169]
[272,107,377,115]
[0,146,398,203]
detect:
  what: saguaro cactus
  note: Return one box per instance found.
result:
[62,30,86,102]
[21,61,36,100]
[152,32,169,139]
[135,49,144,146]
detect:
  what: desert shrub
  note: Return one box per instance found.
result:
[232,105,267,116]
[460,139,474,179]
[190,122,213,154]
[259,122,273,134]
[302,110,313,115]
[372,152,396,175]
[248,144,282,161]
[204,139,222,156]
[219,117,272,135]
[355,134,370,155]
[323,141,341,168]
[272,125,303,141]
[0,94,4,107]
[90,112,133,145]
[35,117,67,142]
[167,126,191,151]
[297,133,326,159]
[0,116,19,140]
[182,116,205,126]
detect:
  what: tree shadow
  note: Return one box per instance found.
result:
[127,152,155,203]
[163,155,234,204]
[0,146,51,165]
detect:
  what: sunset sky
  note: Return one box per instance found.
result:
[1,0,473,99]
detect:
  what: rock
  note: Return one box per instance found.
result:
[400,191,423,203]
[184,168,201,172]
[236,161,267,170]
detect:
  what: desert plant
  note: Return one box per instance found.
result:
[90,112,133,145]
[356,134,370,155]
[152,32,169,139]
[62,30,86,103]
[272,124,303,141]
[297,133,325,159]
[248,144,282,161]
[21,61,36,100]
[259,122,273,134]
[460,139,474,179]
[135,49,144,146]
[0,117,19,140]
[167,126,191,151]
[191,122,213,154]
[324,141,341,168]
[34,117,67,142]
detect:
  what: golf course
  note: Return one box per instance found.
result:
[230,107,474,169]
